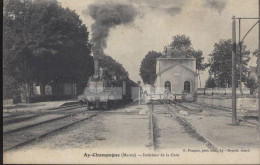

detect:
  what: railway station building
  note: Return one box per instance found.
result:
[155,47,199,96]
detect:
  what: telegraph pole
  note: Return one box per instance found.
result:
[238,18,243,94]
[232,16,237,125]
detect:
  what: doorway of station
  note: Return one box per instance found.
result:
[164,81,171,93]
[184,81,190,93]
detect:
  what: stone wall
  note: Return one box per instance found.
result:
[196,95,258,111]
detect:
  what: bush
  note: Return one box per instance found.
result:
[245,77,258,94]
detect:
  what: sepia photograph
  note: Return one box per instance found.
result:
[3,0,260,164]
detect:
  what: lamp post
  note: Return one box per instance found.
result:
[137,81,141,108]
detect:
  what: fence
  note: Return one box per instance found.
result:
[3,99,13,106]
[196,87,251,96]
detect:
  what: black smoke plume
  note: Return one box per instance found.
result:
[165,7,182,16]
[84,3,138,57]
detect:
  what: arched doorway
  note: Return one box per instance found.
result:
[184,81,190,93]
[164,81,171,92]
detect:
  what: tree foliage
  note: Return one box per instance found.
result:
[205,77,216,88]
[245,77,258,94]
[139,51,162,85]
[166,34,207,71]
[3,0,93,98]
[3,71,20,99]
[169,34,192,50]
[100,55,129,79]
[207,39,250,87]
[253,49,260,68]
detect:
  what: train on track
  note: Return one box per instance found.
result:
[79,55,139,110]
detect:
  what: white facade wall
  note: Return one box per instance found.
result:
[155,57,198,94]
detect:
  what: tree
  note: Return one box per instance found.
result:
[100,55,129,80]
[205,77,217,88]
[3,0,93,100]
[139,51,162,85]
[166,34,207,71]
[169,34,192,50]
[245,77,258,94]
[3,71,20,100]
[253,49,259,67]
[207,39,250,87]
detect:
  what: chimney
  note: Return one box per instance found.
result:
[94,56,99,77]
[92,50,100,77]
[167,46,172,58]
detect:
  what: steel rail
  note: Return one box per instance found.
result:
[4,114,97,152]
[166,101,218,150]
[3,107,85,134]
[3,114,75,134]
[3,114,42,125]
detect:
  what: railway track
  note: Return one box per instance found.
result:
[148,100,218,150]
[3,101,134,152]
[167,100,218,150]
[181,102,259,130]
[3,113,23,118]
[171,100,258,124]
[3,104,91,134]
[3,114,42,125]
[3,104,82,126]
[4,113,81,134]
[47,104,82,111]
[3,111,98,152]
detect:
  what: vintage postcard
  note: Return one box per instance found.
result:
[3,0,260,164]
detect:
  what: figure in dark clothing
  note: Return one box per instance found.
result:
[143,89,148,98]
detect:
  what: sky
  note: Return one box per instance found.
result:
[58,0,259,87]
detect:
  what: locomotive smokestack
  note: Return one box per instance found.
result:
[94,55,99,77]
[90,44,100,77]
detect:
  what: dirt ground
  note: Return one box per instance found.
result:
[18,103,152,151]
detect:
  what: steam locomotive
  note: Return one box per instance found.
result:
[79,55,139,110]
